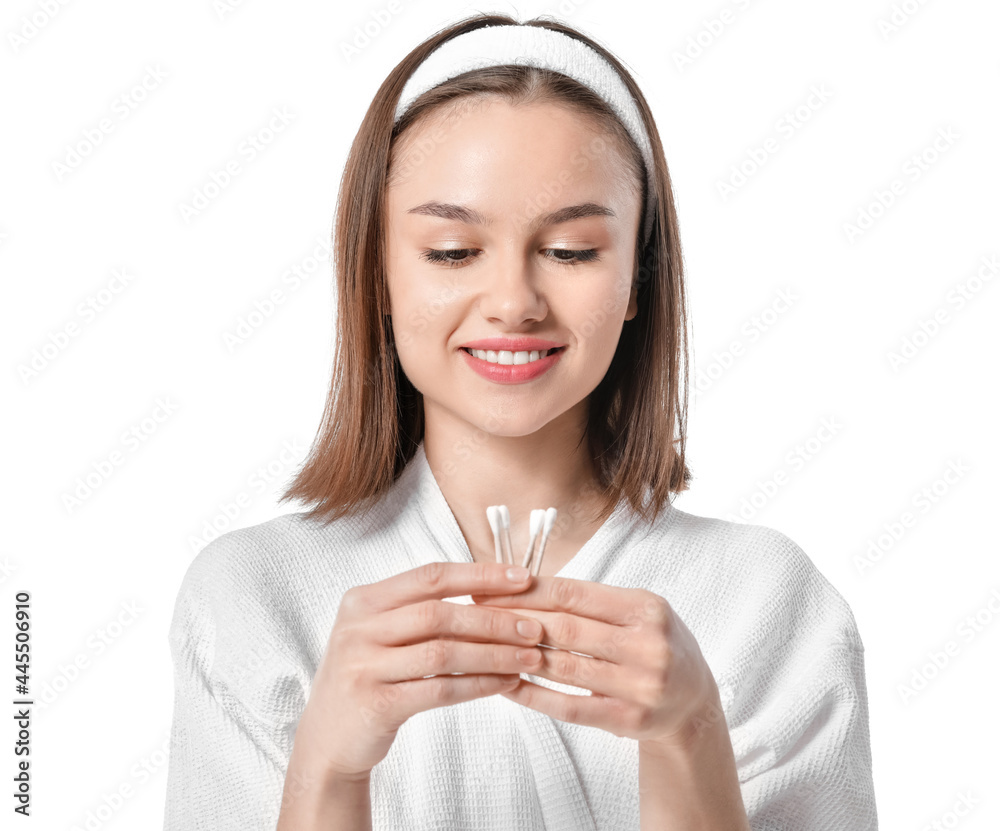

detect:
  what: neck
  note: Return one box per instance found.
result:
[422,402,608,570]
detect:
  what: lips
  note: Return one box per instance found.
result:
[460,344,565,384]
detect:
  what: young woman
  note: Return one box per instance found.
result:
[164,13,877,831]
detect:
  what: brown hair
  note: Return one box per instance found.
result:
[280,12,691,526]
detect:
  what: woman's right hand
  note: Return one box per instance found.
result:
[289,561,545,781]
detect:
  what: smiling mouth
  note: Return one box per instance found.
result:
[460,346,565,365]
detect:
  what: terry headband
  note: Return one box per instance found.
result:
[393,24,657,244]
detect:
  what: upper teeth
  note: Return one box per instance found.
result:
[468,348,556,365]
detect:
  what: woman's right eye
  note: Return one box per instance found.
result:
[420,248,478,267]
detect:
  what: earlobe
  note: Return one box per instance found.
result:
[625,283,638,321]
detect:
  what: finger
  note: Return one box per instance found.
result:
[518,640,640,700]
[375,639,543,683]
[389,673,523,717]
[369,598,544,648]
[471,576,665,628]
[354,562,534,614]
[500,678,639,736]
[471,604,640,665]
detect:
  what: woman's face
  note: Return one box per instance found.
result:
[385,98,641,439]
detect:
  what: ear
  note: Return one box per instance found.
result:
[624,279,638,321]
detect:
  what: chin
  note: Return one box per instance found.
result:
[476,401,574,440]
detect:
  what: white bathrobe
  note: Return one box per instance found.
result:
[163,442,878,830]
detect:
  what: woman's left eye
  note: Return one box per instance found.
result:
[419,248,599,268]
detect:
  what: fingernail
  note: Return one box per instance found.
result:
[516,649,540,665]
[516,620,541,638]
[507,566,529,581]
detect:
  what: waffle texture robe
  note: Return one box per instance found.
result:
[163,442,878,830]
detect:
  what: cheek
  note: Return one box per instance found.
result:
[388,269,466,357]
[565,276,631,352]
[390,282,426,351]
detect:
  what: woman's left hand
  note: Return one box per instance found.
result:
[470,576,721,749]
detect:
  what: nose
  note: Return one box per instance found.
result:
[477,251,548,326]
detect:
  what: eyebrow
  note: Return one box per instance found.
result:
[406,200,616,234]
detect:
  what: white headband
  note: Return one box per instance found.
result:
[393,24,656,244]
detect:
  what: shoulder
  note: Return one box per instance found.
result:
[643,508,868,728]
[177,508,374,593]
[166,514,328,736]
[641,505,864,653]
[169,510,370,654]
[168,510,375,713]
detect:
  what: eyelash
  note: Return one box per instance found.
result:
[419,248,599,268]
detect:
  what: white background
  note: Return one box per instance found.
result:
[4,0,998,828]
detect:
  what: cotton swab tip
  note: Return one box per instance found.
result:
[529,509,544,538]
[486,506,505,564]
[541,507,557,537]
